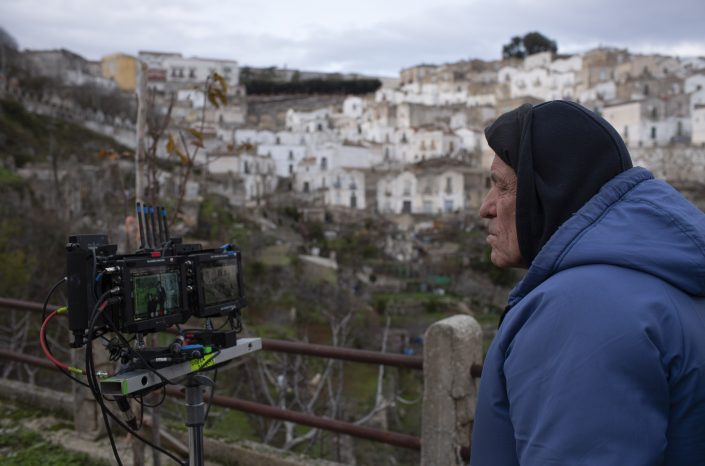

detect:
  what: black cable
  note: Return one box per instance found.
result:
[204,368,218,423]
[41,277,66,324]
[85,293,185,465]
[100,313,179,386]
[40,277,91,389]
[141,386,167,408]
[85,291,123,466]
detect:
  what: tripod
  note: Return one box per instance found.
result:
[184,373,213,466]
[100,337,262,466]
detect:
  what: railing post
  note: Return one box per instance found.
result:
[421,315,482,466]
[71,342,107,439]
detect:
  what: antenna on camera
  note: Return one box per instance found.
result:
[156,206,165,244]
[148,205,158,248]
[161,207,171,243]
[136,202,147,250]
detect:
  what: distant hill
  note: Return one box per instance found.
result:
[0,98,132,169]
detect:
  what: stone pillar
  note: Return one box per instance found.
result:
[421,315,482,466]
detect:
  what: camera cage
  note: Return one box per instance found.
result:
[66,203,246,347]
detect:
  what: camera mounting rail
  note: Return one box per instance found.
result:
[100,337,261,396]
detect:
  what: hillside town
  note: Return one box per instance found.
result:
[4,45,705,221]
[3,29,705,466]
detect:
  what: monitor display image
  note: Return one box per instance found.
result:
[201,261,240,306]
[132,267,181,320]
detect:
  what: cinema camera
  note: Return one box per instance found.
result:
[66,203,247,347]
[41,203,261,466]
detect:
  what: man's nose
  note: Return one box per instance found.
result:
[479,190,495,218]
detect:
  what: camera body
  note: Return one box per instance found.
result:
[66,234,246,347]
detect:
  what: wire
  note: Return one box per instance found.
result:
[41,277,66,324]
[85,291,123,466]
[204,368,218,423]
[141,386,167,408]
[84,292,186,466]
[100,312,179,386]
[40,309,89,388]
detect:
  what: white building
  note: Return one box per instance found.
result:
[376,168,465,215]
[692,105,705,146]
[325,168,366,209]
[257,143,308,178]
[286,108,333,133]
[293,158,367,209]
[138,51,239,91]
[602,99,691,148]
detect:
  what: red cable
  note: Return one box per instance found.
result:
[40,309,71,372]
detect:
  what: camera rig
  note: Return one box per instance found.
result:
[66,203,246,347]
[41,203,260,466]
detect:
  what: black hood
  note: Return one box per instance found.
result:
[484,100,633,265]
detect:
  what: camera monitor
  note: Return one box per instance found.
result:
[132,266,181,321]
[117,256,190,333]
[187,249,245,318]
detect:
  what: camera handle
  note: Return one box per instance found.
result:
[184,373,214,466]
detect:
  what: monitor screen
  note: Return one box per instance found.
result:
[131,266,181,320]
[201,260,240,306]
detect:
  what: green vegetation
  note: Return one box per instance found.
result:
[0,165,24,189]
[0,98,132,168]
[502,31,558,59]
[0,401,108,466]
[207,408,260,442]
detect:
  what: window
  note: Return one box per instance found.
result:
[445,177,453,194]
[321,157,327,170]
[303,182,309,193]
[288,151,294,160]
[623,126,629,139]
[189,68,196,79]
[403,180,412,196]
[651,127,657,139]
[444,200,454,213]
[289,164,293,174]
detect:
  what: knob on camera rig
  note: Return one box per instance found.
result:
[40,203,260,466]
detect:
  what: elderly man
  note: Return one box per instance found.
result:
[470,101,705,465]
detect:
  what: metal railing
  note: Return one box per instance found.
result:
[0,296,482,459]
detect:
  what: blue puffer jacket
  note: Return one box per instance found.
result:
[470,167,705,466]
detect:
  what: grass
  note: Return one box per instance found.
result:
[0,400,108,466]
[207,408,260,442]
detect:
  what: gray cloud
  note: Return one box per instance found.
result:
[2,0,704,77]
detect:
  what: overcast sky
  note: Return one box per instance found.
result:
[2,0,704,77]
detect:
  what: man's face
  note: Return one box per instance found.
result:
[479,156,523,268]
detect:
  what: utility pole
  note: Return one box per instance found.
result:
[135,60,148,204]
